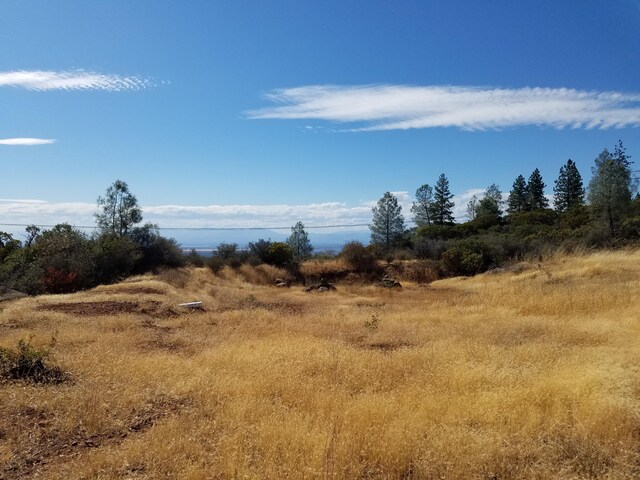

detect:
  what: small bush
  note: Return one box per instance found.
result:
[398,260,440,283]
[340,241,378,273]
[0,335,66,384]
[207,256,226,274]
[412,237,449,260]
[185,249,205,267]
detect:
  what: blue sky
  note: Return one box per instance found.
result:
[1,0,640,245]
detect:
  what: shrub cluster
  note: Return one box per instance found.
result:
[0,223,185,295]
[0,335,66,384]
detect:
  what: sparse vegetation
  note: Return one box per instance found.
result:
[1,250,640,478]
[0,334,66,384]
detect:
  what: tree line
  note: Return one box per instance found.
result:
[0,181,315,294]
[1,141,638,293]
[368,141,639,275]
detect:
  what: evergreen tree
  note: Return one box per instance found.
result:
[476,184,503,219]
[588,145,633,236]
[553,159,585,213]
[286,221,313,260]
[507,174,528,214]
[527,169,549,210]
[431,174,455,225]
[370,192,405,253]
[411,184,434,227]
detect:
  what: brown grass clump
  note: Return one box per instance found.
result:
[1,249,640,478]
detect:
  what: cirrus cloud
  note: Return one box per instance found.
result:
[247,84,640,131]
[0,138,56,146]
[0,70,153,92]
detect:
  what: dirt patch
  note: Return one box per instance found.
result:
[220,296,304,315]
[362,341,414,352]
[356,302,387,308]
[39,301,179,318]
[1,394,190,480]
[105,286,166,295]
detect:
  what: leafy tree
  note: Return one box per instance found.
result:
[527,169,549,210]
[507,175,529,214]
[24,225,41,248]
[0,232,21,261]
[214,242,238,259]
[95,180,143,237]
[411,184,434,227]
[554,159,585,213]
[92,233,140,284]
[248,239,272,263]
[476,184,503,220]
[129,223,184,272]
[30,224,94,294]
[431,174,455,225]
[286,221,313,261]
[466,195,479,221]
[588,144,634,236]
[370,192,405,253]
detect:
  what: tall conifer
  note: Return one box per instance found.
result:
[527,169,549,210]
[431,174,455,225]
[553,160,585,213]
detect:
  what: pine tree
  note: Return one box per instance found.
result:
[507,174,528,214]
[411,184,434,227]
[553,159,585,213]
[370,192,405,253]
[588,145,633,236]
[431,174,455,225]
[527,169,549,210]
[476,184,503,220]
[286,221,313,260]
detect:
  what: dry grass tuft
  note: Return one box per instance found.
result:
[1,249,640,478]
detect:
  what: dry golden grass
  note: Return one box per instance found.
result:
[1,250,640,479]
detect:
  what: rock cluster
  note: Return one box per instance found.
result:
[379,275,402,288]
[304,278,337,293]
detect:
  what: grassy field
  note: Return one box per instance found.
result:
[1,251,640,479]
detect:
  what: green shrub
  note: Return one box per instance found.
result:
[266,242,294,267]
[0,335,66,384]
[441,238,495,276]
[92,233,140,284]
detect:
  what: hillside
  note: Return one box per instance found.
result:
[1,250,640,479]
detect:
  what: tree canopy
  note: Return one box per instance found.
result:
[431,174,455,225]
[554,159,584,213]
[411,184,434,227]
[370,192,405,253]
[95,180,143,237]
[588,145,634,235]
[527,169,549,210]
[287,221,313,260]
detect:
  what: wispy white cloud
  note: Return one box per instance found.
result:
[248,84,640,131]
[0,137,56,146]
[0,191,484,232]
[0,70,152,91]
